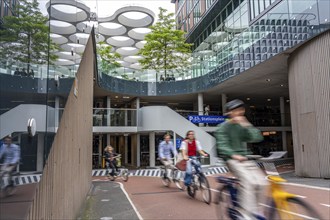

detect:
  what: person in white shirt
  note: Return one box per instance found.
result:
[180,130,207,186]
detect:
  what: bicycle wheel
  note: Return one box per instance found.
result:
[199,174,211,204]
[267,197,322,220]
[1,172,16,197]
[121,169,129,182]
[215,186,244,220]
[173,169,184,190]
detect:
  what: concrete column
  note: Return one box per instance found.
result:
[149,132,155,167]
[107,134,111,145]
[173,132,177,164]
[125,136,128,164]
[280,97,287,153]
[124,104,128,126]
[221,94,227,115]
[55,96,60,128]
[198,93,204,126]
[107,96,111,126]
[136,97,140,126]
[37,133,44,172]
[137,134,140,167]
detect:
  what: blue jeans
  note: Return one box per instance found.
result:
[184,157,201,186]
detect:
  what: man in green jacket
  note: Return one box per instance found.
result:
[216,99,268,215]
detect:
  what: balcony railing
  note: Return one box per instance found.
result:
[58,108,137,127]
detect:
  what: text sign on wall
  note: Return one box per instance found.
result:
[187,115,227,124]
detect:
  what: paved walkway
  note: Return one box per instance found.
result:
[0,183,36,219]
[1,163,328,220]
[77,181,141,220]
[282,171,330,188]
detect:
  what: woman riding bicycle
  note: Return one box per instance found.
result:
[180,130,208,187]
[104,145,119,177]
[216,99,268,216]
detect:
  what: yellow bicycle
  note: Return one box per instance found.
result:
[215,157,321,220]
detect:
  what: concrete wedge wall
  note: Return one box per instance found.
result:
[288,30,330,178]
[27,32,95,218]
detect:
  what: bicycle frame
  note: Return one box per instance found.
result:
[216,174,299,220]
[267,175,298,219]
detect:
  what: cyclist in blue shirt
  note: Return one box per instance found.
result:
[158,134,177,177]
[0,136,21,185]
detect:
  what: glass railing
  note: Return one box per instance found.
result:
[93,108,137,127]
[0,61,77,79]
[58,108,137,127]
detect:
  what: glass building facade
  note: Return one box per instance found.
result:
[173,0,329,79]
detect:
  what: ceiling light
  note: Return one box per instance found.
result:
[266,79,271,82]
[123,96,130,99]
[267,98,271,101]
[280,84,284,87]
[246,98,250,100]
[115,96,118,98]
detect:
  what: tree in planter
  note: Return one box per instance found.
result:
[138,7,192,80]
[97,42,121,74]
[0,0,58,73]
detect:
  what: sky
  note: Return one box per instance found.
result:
[38,0,175,21]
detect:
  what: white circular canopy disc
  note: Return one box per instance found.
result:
[49,20,76,35]
[118,11,153,27]
[106,36,135,47]
[116,47,139,56]
[98,22,127,36]
[128,28,151,40]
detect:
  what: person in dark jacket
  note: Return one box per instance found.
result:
[216,99,268,216]
[104,145,119,177]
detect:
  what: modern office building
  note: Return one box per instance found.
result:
[0,0,329,179]
[172,0,330,177]
[0,0,19,27]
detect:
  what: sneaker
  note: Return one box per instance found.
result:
[187,186,195,198]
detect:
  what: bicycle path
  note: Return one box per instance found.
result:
[0,183,37,219]
[112,176,329,220]
[77,181,141,220]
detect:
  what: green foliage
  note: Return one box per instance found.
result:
[0,0,58,67]
[97,42,121,73]
[121,74,129,80]
[138,7,192,77]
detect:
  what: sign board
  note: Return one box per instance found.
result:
[176,138,182,150]
[187,115,227,124]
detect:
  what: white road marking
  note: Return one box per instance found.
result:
[320,203,330,208]
[117,182,144,220]
[259,203,319,219]
[100,217,113,220]
[101,199,110,202]
[284,182,330,191]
